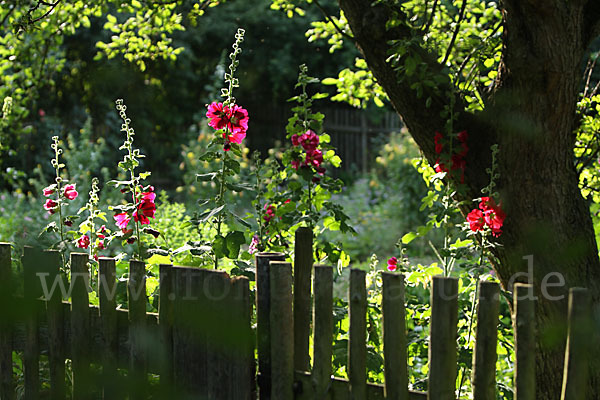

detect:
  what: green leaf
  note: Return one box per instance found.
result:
[196,172,218,182]
[199,204,225,223]
[225,230,246,259]
[213,235,227,258]
[232,213,252,229]
[402,232,418,244]
[225,182,255,192]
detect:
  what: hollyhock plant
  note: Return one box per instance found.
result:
[206,102,230,130]
[433,130,468,182]
[249,235,259,255]
[114,212,131,230]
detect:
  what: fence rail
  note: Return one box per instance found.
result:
[0,238,593,399]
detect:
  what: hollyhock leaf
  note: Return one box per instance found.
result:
[146,254,171,265]
[402,232,418,244]
[199,204,225,223]
[213,235,227,258]
[225,182,255,192]
[232,213,252,229]
[225,158,241,174]
[139,172,152,179]
[450,239,473,249]
[196,172,218,182]
[198,151,218,162]
[225,230,246,259]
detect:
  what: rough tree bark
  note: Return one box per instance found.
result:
[337,0,600,398]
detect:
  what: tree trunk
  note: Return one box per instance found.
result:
[338,0,600,398]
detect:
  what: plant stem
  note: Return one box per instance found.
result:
[130,170,143,261]
[214,148,228,269]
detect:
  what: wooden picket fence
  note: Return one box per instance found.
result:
[0,228,593,399]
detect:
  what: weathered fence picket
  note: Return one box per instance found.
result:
[0,243,13,400]
[472,281,500,400]
[0,239,593,399]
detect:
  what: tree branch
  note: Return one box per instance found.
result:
[442,0,468,65]
[313,0,355,41]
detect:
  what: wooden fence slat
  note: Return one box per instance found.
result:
[98,257,120,400]
[349,269,367,400]
[312,265,333,398]
[513,283,535,400]
[128,260,147,400]
[205,269,228,400]
[228,276,253,400]
[23,247,40,400]
[256,252,285,400]
[270,261,294,400]
[172,267,205,398]
[45,250,65,400]
[560,287,591,400]
[294,227,313,372]
[428,275,458,400]
[158,264,174,398]
[71,252,92,399]
[0,243,14,400]
[472,281,500,400]
[382,272,408,400]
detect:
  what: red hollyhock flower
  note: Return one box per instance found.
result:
[467,209,485,232]
[206,102,230,131]
[434,131,444,154]
[387,257,398,272]
[63,184,78,200]
[44,199,58,214]
[484,207,505,237]
[77,235,90,249]
[291,134,301,146]
[114,213,131,230]
[97,240,105,250]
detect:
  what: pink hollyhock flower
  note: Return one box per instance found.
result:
[227,104,249,135]
[77,235,90,249]
[434,160,448,173]
[43,185,55,197]
[206,102,230,131]
[133,195,156,225]
[306,148,323,168]
[114,213,131,229]
[387,257,398,272]
[479,196,497,211]
[225,129,246,145]
[44,199,58,214]
[467,209,485,232]
[97,240,105,250]
[63,184,78,200]
[249,235,259,255]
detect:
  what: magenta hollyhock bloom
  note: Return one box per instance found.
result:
[63,184,78,200]
[43,185,55,197]
[387,257,398,272]
[133,188,157,225]
[97,240,105,250]
[263,204,276,223]
[44,199,58,214]
[306,149,323,168]
[483,208,505,237]
[299,130,319,152]
[114,213,131,229]
[227,104,249,135]
[206,102,230,130]
[77,235,90,249]
[466,209,485,232]
[291,134,300,146]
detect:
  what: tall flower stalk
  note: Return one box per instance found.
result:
[199,28,250,270]
[109,99,158,261]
